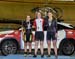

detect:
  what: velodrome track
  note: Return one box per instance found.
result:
[0,54,75,59]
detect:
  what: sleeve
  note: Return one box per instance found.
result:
[30,20,33,25]
[23,21,26,28]
[55,20,58,33]
[33,20,36,28]
[43,18,48,30]
[30,20,33,27]
[44,18,48,27]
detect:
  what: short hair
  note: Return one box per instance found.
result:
[47,10,53,14]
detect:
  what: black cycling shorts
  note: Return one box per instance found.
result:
[47,32,57,41]
[24,30,32,42]
[35,31,44,41]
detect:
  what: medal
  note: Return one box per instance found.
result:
[38,27,39,29]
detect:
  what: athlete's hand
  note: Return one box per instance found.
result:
[32,26,35,28]
[55,33,58,38]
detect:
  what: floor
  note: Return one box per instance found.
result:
[0,54,75,59]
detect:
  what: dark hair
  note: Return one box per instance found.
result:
[47,10,53,14]
[47,10,57,20]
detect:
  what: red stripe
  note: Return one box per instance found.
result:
[0,34,5,38]
[34,18,44,31]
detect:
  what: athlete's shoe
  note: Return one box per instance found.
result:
[24,52,27,57]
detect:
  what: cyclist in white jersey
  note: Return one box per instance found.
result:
[33,12,44,58]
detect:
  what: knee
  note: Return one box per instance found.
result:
[53,43,57,47]
[47,41,51,46]
[40,41,43,46]
[29,43,32,47]
[35,42,38,46]
[48,43,51,47]
[24,43,27,46]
